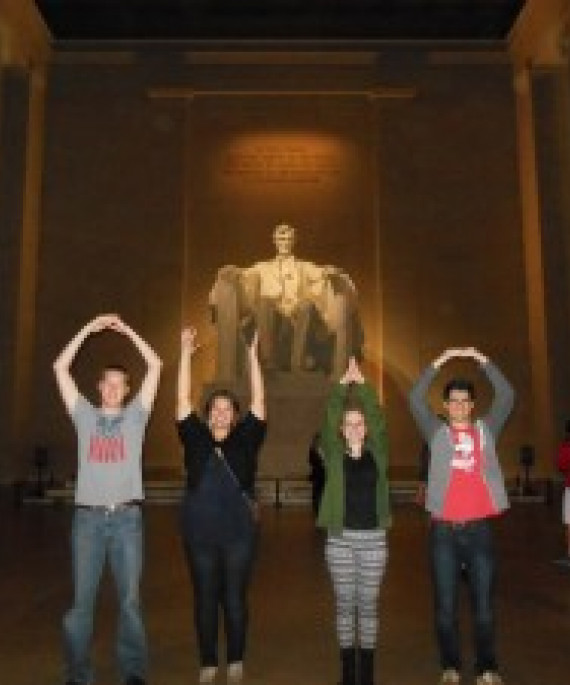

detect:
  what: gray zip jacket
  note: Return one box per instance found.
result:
[408,361,515,517]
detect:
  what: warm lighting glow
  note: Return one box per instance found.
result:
[212,131,357,200]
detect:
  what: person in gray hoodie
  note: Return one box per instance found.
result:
[408,347,514,685]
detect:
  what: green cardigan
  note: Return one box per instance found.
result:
[317,381,391,534]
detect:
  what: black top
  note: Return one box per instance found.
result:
[177,411,266,497]
[180,449,255,545]
[343,450,378,530]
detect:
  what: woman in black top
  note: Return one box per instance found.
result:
[176,327,266,684]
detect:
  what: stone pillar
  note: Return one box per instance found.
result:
[0,65,32,481]
[10,66,47,479]
[513,65,556,472]
[0,0,51,481]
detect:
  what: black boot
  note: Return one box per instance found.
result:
[360,648,374,685]
[339,647,357,685]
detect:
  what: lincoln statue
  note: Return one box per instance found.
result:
[209,223,363,380]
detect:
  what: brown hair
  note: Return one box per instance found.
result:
[338,391,367,441]
[203,389,241,421]
[100,364,130,384]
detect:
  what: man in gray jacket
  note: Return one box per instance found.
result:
[409,347,514,685]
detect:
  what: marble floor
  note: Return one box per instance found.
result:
[1,495,569,685]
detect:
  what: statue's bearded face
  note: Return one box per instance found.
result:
[273,227,295,256]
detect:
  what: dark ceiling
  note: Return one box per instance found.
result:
[34,0,526,43]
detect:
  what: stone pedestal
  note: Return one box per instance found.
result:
[202,372,333,478]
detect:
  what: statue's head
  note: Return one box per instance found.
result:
[273,223,295,256]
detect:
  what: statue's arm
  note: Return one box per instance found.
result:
[239,264,262,311]
[209,264,247,322]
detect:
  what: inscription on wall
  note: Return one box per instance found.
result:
[223,145,341,183]
[219,135,347,185]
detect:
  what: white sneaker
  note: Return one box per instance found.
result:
[440,669,461,684]
[475,672,503,685]
[227,661,243,682]
[198,666,217,683]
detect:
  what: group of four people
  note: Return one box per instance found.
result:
[53,314,514,685]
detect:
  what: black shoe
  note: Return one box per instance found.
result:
[125,677,146,685]
[339,647,357,685]
[360,648,375,685]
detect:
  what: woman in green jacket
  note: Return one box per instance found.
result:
[318,357,390,685]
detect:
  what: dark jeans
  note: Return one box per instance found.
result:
[182,526,257,667]
[429,518,497,675]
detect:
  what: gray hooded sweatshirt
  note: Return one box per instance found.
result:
[408,361,515,517]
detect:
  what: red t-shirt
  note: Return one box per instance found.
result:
[440,425,497,522]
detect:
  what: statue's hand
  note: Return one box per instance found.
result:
[326,269,352,294]
[218,265,241,284]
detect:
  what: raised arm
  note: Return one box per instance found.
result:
[177,327,198,422]
[113,318,162,412]
[319,356,361,460]
[247,331,266,420]
[409,347,465,440]
[53,315,115,414]
[319,384,347,462]
[463,347,514,436]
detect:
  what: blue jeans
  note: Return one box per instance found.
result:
[430,518,497,675]
[63,506,147,684]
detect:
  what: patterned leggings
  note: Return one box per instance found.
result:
[325,529,388,649]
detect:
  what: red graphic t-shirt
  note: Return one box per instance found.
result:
[440,425,497,522]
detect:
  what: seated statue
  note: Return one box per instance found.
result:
[209,223,363,380]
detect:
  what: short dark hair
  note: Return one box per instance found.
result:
[203,389,241,419]
[100,364,130,384]
[443,378,475,401]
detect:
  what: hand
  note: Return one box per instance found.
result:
[108,316,130,336]
[181,327,200,355]
[89,314,121,334]
[432,348,463,368]
[433,347,488,368]
[340,356,364,385]
[462,347,488,365]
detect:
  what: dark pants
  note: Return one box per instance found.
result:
[429,518,497,675]
[183,528,256,667]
